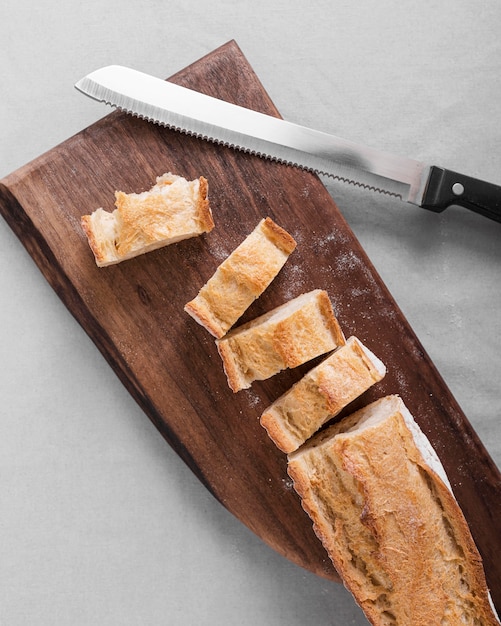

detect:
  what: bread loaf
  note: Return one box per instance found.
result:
[81,172,213,266]
[185,217,296,338]
[216,289,345,392]
[287,395,500,626]
[260,336,386,453]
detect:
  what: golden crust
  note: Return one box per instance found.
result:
[184,299,221,338]
[260,216,297,254]
[81,213,106,265]
[216,289,345,392]
[184,217,296,338]
[273,290,344,368]
[216,339,248,394]
[80,173,213,267]
[195,176,212,232]
[260,336,386,453]
[287,395,500,626]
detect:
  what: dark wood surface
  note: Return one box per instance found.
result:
[1,41,499,607]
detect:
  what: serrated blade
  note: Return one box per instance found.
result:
[75,65,430,204]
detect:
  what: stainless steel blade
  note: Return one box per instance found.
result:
[75,65,430,205]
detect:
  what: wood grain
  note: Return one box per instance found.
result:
[1,41,500,608]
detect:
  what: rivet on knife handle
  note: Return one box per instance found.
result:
[421,166,501,223]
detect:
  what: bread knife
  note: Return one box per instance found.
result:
[75,65,501,224]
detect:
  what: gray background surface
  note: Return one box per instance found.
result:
[1,1,500,624]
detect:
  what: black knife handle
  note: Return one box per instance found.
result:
[421,166,501,223]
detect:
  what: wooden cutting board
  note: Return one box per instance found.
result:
[1,40,500,609]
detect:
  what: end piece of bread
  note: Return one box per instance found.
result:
[184,217,296,338]
[261,336,386,453]
[287,395,500,626]
[81,172,213,267]
[216,289,345,392]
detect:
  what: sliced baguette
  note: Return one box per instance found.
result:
[287,395,500,626]
[216,289,345,392]
[261,336,386,453]
[81,172,213,267]
[185,217,296,338]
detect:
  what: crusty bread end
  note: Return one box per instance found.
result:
[287,395,500,626]
[81,173,213,267]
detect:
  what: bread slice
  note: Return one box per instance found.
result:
[216,289,345,392]
[184,217,296,338]
[81,172,213,266]
[287,395,500,626]
[260,336,386,453]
